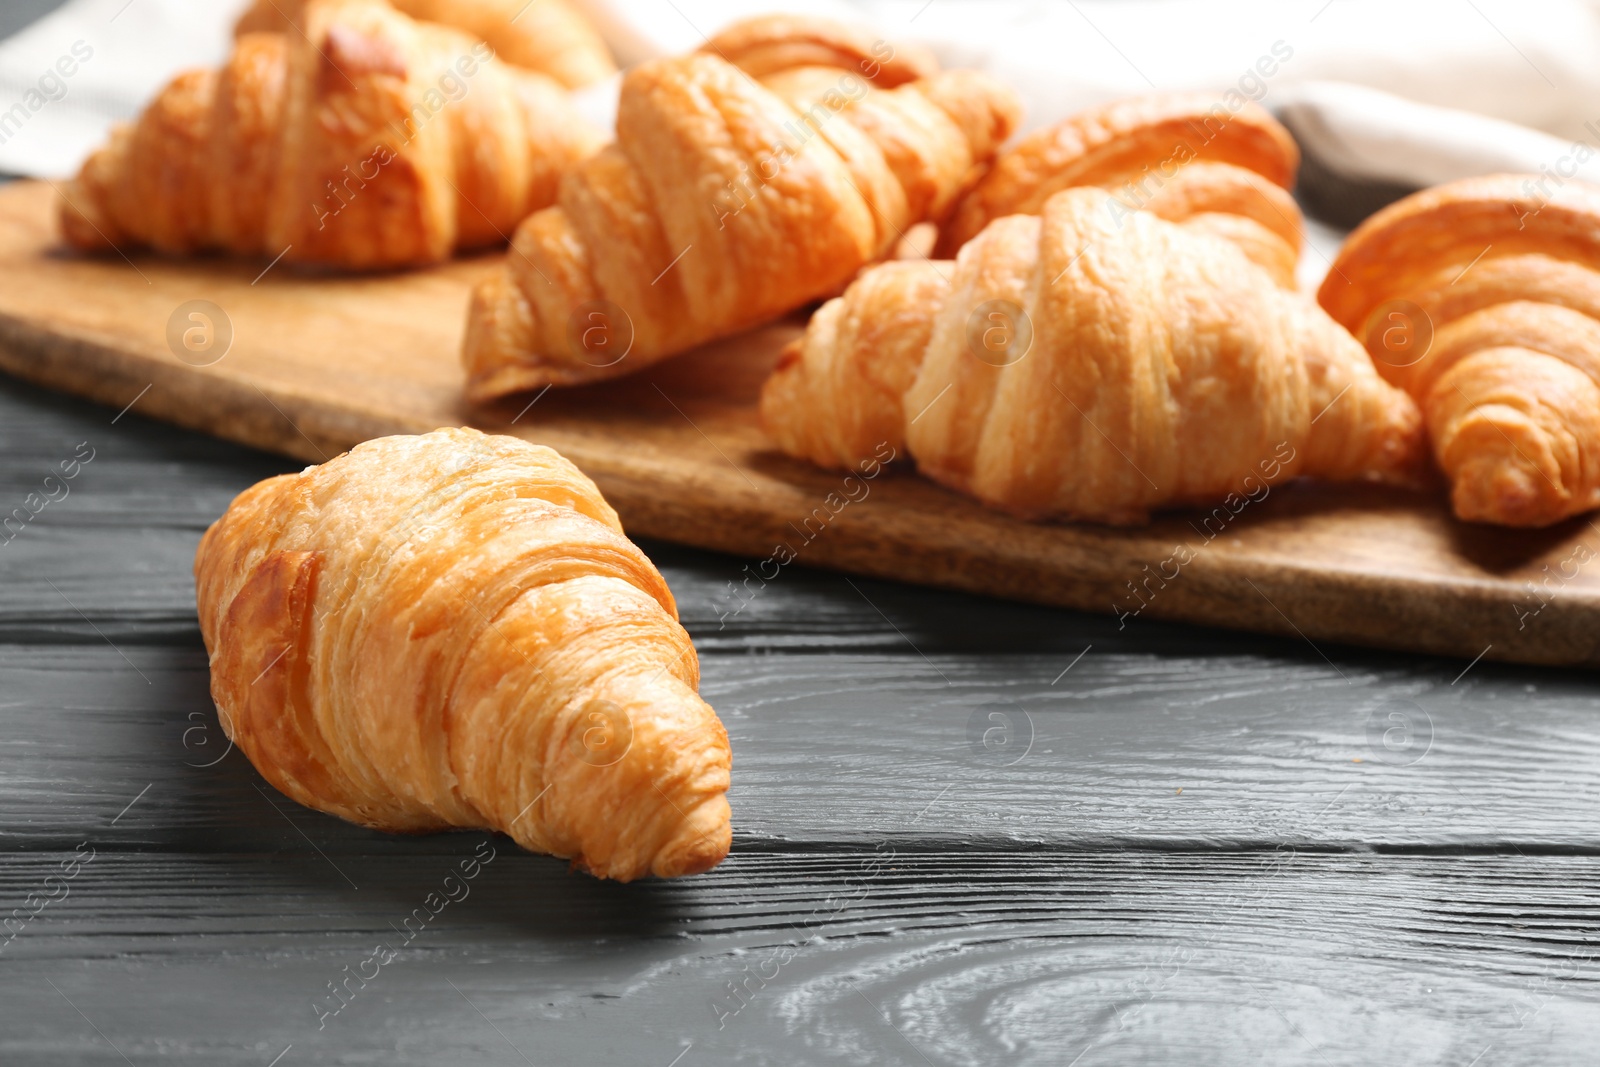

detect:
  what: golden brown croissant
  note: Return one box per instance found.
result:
[935,92,1304,287]
[762,187,1424,524]
[60,0,602,271]
[194,428,730,881]
[702,14,938,87]
[1320,174,1600,527]
[235,0,616,89]
[460,16,1021,401]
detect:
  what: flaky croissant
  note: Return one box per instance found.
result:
[461,15,1021,401]
[1320,174,1600,527]
[936,92,1303,287]
[194,428,730,881]
[60,0,602,271]
[236,0,616,89]
[762,187,1424,524]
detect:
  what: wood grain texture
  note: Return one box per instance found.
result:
[0,181,1595,668]
[3,850,1598,1065]
[3,643,1596,853]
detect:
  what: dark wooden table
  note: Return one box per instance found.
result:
[2,356,1599,1066]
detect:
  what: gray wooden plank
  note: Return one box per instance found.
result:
[1,849,1597,1065]
[0,373,290,641]
[2,643,1595,852]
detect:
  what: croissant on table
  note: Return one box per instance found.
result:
[235,0,616,89]
[460,15,1021,401]
[1319,174,1600,527]
[194,428,730,881]
[60,0,602,271]
[762,187,1425,525]
[936,92,1304,288]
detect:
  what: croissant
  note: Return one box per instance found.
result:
[762,187,1424,524]
[235,0,616,89]
[1319,174,1600,527]
[935,92,1304,288]
[193,428,730,881]
[59,0,602,271]
[461,15,1021,401]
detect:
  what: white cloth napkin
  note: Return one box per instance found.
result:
[4,0,1600,210]
[1277,80,1600,190]
[0,0,252,178]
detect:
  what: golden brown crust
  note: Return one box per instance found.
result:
[762,188,1423,524]
[61,0,602,270]
[194,428,731,881]
[236,0,616,88]
[703,15,937,87]
[1319,174,1600,526]
[759,259,951,467]
[461,20,1021,400]
[934,91,1302,279]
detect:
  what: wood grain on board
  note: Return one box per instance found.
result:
[0,180,1594,668]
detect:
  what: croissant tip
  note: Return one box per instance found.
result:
[663,830,733,878]
[648,795,733,879]
[564,810,730,883]
[57,180,114,252]
[1450,462,1570,528]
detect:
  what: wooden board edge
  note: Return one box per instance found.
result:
[2,309,1592,670]
[587,464,1599,669]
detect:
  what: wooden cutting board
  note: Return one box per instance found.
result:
[0,179,1594,667]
